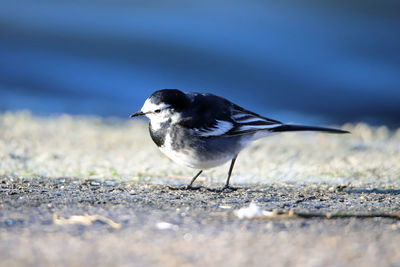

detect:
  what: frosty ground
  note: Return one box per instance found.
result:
[0,112,399,266]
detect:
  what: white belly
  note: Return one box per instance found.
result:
[159,145,233,169]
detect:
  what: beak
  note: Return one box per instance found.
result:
[130,111,145,118]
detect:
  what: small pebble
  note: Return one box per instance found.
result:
[105,181,117,187]
[156,222,178,230]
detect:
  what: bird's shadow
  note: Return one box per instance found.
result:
[344,188,400,195]
[167,185,246,193]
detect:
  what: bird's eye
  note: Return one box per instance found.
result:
[154,109,161,113]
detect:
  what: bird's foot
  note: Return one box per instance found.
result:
[167,185,202,191]
[221,185,239,192]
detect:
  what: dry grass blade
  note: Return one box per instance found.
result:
[53,213,121,229]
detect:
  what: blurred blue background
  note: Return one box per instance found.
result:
[1,0,399,126]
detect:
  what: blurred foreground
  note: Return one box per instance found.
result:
[1,177,400,267]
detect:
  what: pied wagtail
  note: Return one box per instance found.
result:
[131,89,349,191]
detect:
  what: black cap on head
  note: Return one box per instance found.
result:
[150,89,189,110]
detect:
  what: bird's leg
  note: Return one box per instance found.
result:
[188,170,203,187]
[168,170,203,190]
[222,155,239,191]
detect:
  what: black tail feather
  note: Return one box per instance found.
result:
[271,124,350,134]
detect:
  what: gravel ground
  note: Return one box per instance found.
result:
[1,112,400,267]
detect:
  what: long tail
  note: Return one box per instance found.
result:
[271,124,349,134]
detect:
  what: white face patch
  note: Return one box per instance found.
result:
[141,98,169,114]
[140,98,181,131]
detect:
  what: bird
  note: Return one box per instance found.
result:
[130,89,349,191]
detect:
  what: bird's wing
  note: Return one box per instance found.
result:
[225,104,283,136]
[178,93,283,137]
[177,93,235,137]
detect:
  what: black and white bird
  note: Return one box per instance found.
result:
[131,89,349,191]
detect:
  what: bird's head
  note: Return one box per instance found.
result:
[130,89,190,123]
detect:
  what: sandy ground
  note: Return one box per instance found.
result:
[1,112,400,267]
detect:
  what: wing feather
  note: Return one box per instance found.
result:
[226,105,283,136]
[194,120,234,137]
